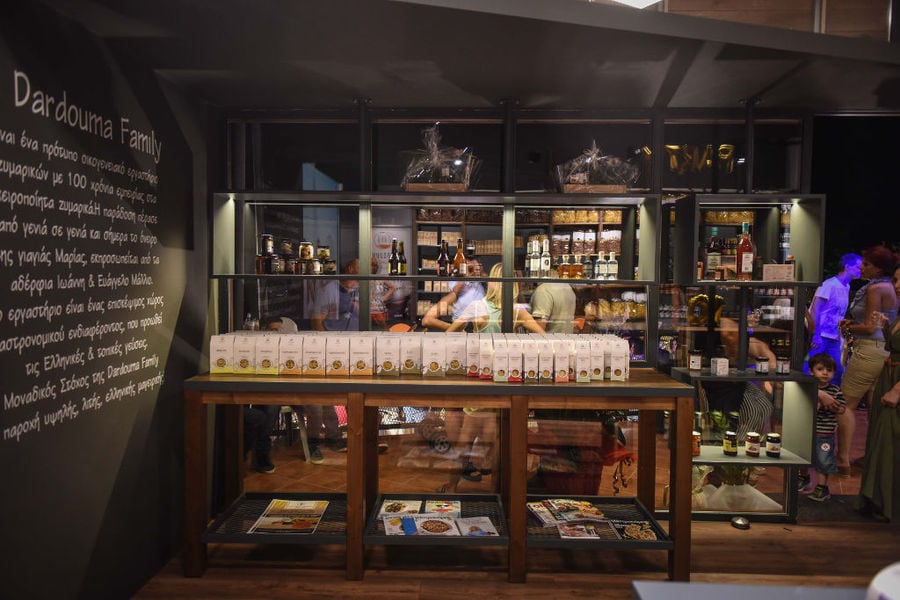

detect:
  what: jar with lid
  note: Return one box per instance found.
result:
[692,431,702,456]
[765,433,782,457]
[689,350,703,371]
[317,245,331,261]
[723,431,738,456]
[776,357,791,375]
[299,241,315,261]
[756,356,770,374]
[745,432,761,457]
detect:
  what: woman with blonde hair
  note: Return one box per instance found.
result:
[447,263,543,333]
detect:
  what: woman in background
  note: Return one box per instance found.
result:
[837,246,898,476]
[858,263,900,522]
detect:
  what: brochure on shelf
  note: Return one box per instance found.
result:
[456,516,499,537]
[378,499,422,515]
[248,499,329,534]
[557,520,619,540]
[424,499,460,518]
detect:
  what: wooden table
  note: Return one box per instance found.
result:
[182,368,694,582]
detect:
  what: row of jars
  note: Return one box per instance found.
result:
[255,234,337,275]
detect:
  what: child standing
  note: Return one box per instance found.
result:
[802,353,847,501]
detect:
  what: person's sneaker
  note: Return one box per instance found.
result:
[308,446,324,464]
[797,474,811,492]
[327,439,347,452]
[808,485,831,502]
[253,459,276,474]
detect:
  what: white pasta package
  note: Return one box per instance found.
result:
[422,333,446,377]
[609,336,630,381]
[349,334,374,376]
[492,336,509,382]
[209,334,234,374]
[376,334,400,377]
[279,334,303,375]
[445,332,468,376]
[302,333,326,376]
[479,336,494,379]
[589,337,605,381]
[574,338,592,383]
[552,339,569,383]
[537,338,554,383]
[522,337,539,383]
[233,333,257,375]
[466,334,481,378]
[255,334,280,375]
[507,336,523,382]
[325,334,350,376]
[400,334,422,375]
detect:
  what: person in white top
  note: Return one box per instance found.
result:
[807,253,862,384]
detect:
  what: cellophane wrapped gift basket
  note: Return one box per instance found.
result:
[555,141,644,193]
[401,124,479,192]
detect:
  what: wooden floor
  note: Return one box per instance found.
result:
[136,408,897,599]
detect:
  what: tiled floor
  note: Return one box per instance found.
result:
[243,406,870,504]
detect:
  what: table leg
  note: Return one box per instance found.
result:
[508,396,527,583]
[183,391,207,577]
[346,393,365,580]
[668,395,693,581]
[637,409,657,511]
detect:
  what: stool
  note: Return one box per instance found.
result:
[277,406,311,462]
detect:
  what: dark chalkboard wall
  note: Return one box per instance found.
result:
[0,3,205,598]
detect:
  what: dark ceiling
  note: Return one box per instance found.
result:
[38,0,900,112]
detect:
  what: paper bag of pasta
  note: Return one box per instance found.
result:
[401,123,478,191]
[555,141,644,193]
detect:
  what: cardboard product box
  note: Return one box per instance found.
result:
[209,334,235,374]
[326,335,350,376]
[589,337,605,381]
[255,335,280,375]
[233,334,258,375]
[711,357,729,376]
[445,333,468,376]
[609,353,628,381]
[552,339,570,383]
[302,334,327,376]
[601,336,616,379]
[479,337,494,379]
[350,335,375,376]
[279,334,303,375]
[492,336,509,382]
[376,335,400,377]
[400,334,422,375]
[507,337,523,382]
[422,334,447,377]
[466,334,481,377]
[538,339,554,383]
[522,337,539,383]
[574,339,592,383]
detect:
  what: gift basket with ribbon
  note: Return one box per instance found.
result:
[555,141,646,193]
[401,123,479,192]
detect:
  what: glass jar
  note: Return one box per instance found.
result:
[756,356,770,374]
[745,432,761,457]
[723,431,738,456]
[765,433,782,458]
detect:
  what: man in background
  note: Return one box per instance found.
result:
[807,253,862,384]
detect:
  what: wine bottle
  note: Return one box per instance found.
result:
[398,241,407,275]
[736,221,754,281]
[583,254,594,280]
[523,241,532,278]
[705,226,722,277]
[558,254,571,279]
[529,240,541,278]
[595,251,608,280]
[388,238,400,275]
[452,238,467,276]
[539,238,551,278]
[437,239,451,277]
[607,251,619,280]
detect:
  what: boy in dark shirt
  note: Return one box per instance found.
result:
[802,353,846,501]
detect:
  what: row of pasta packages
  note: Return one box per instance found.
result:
[209,332,631,382]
